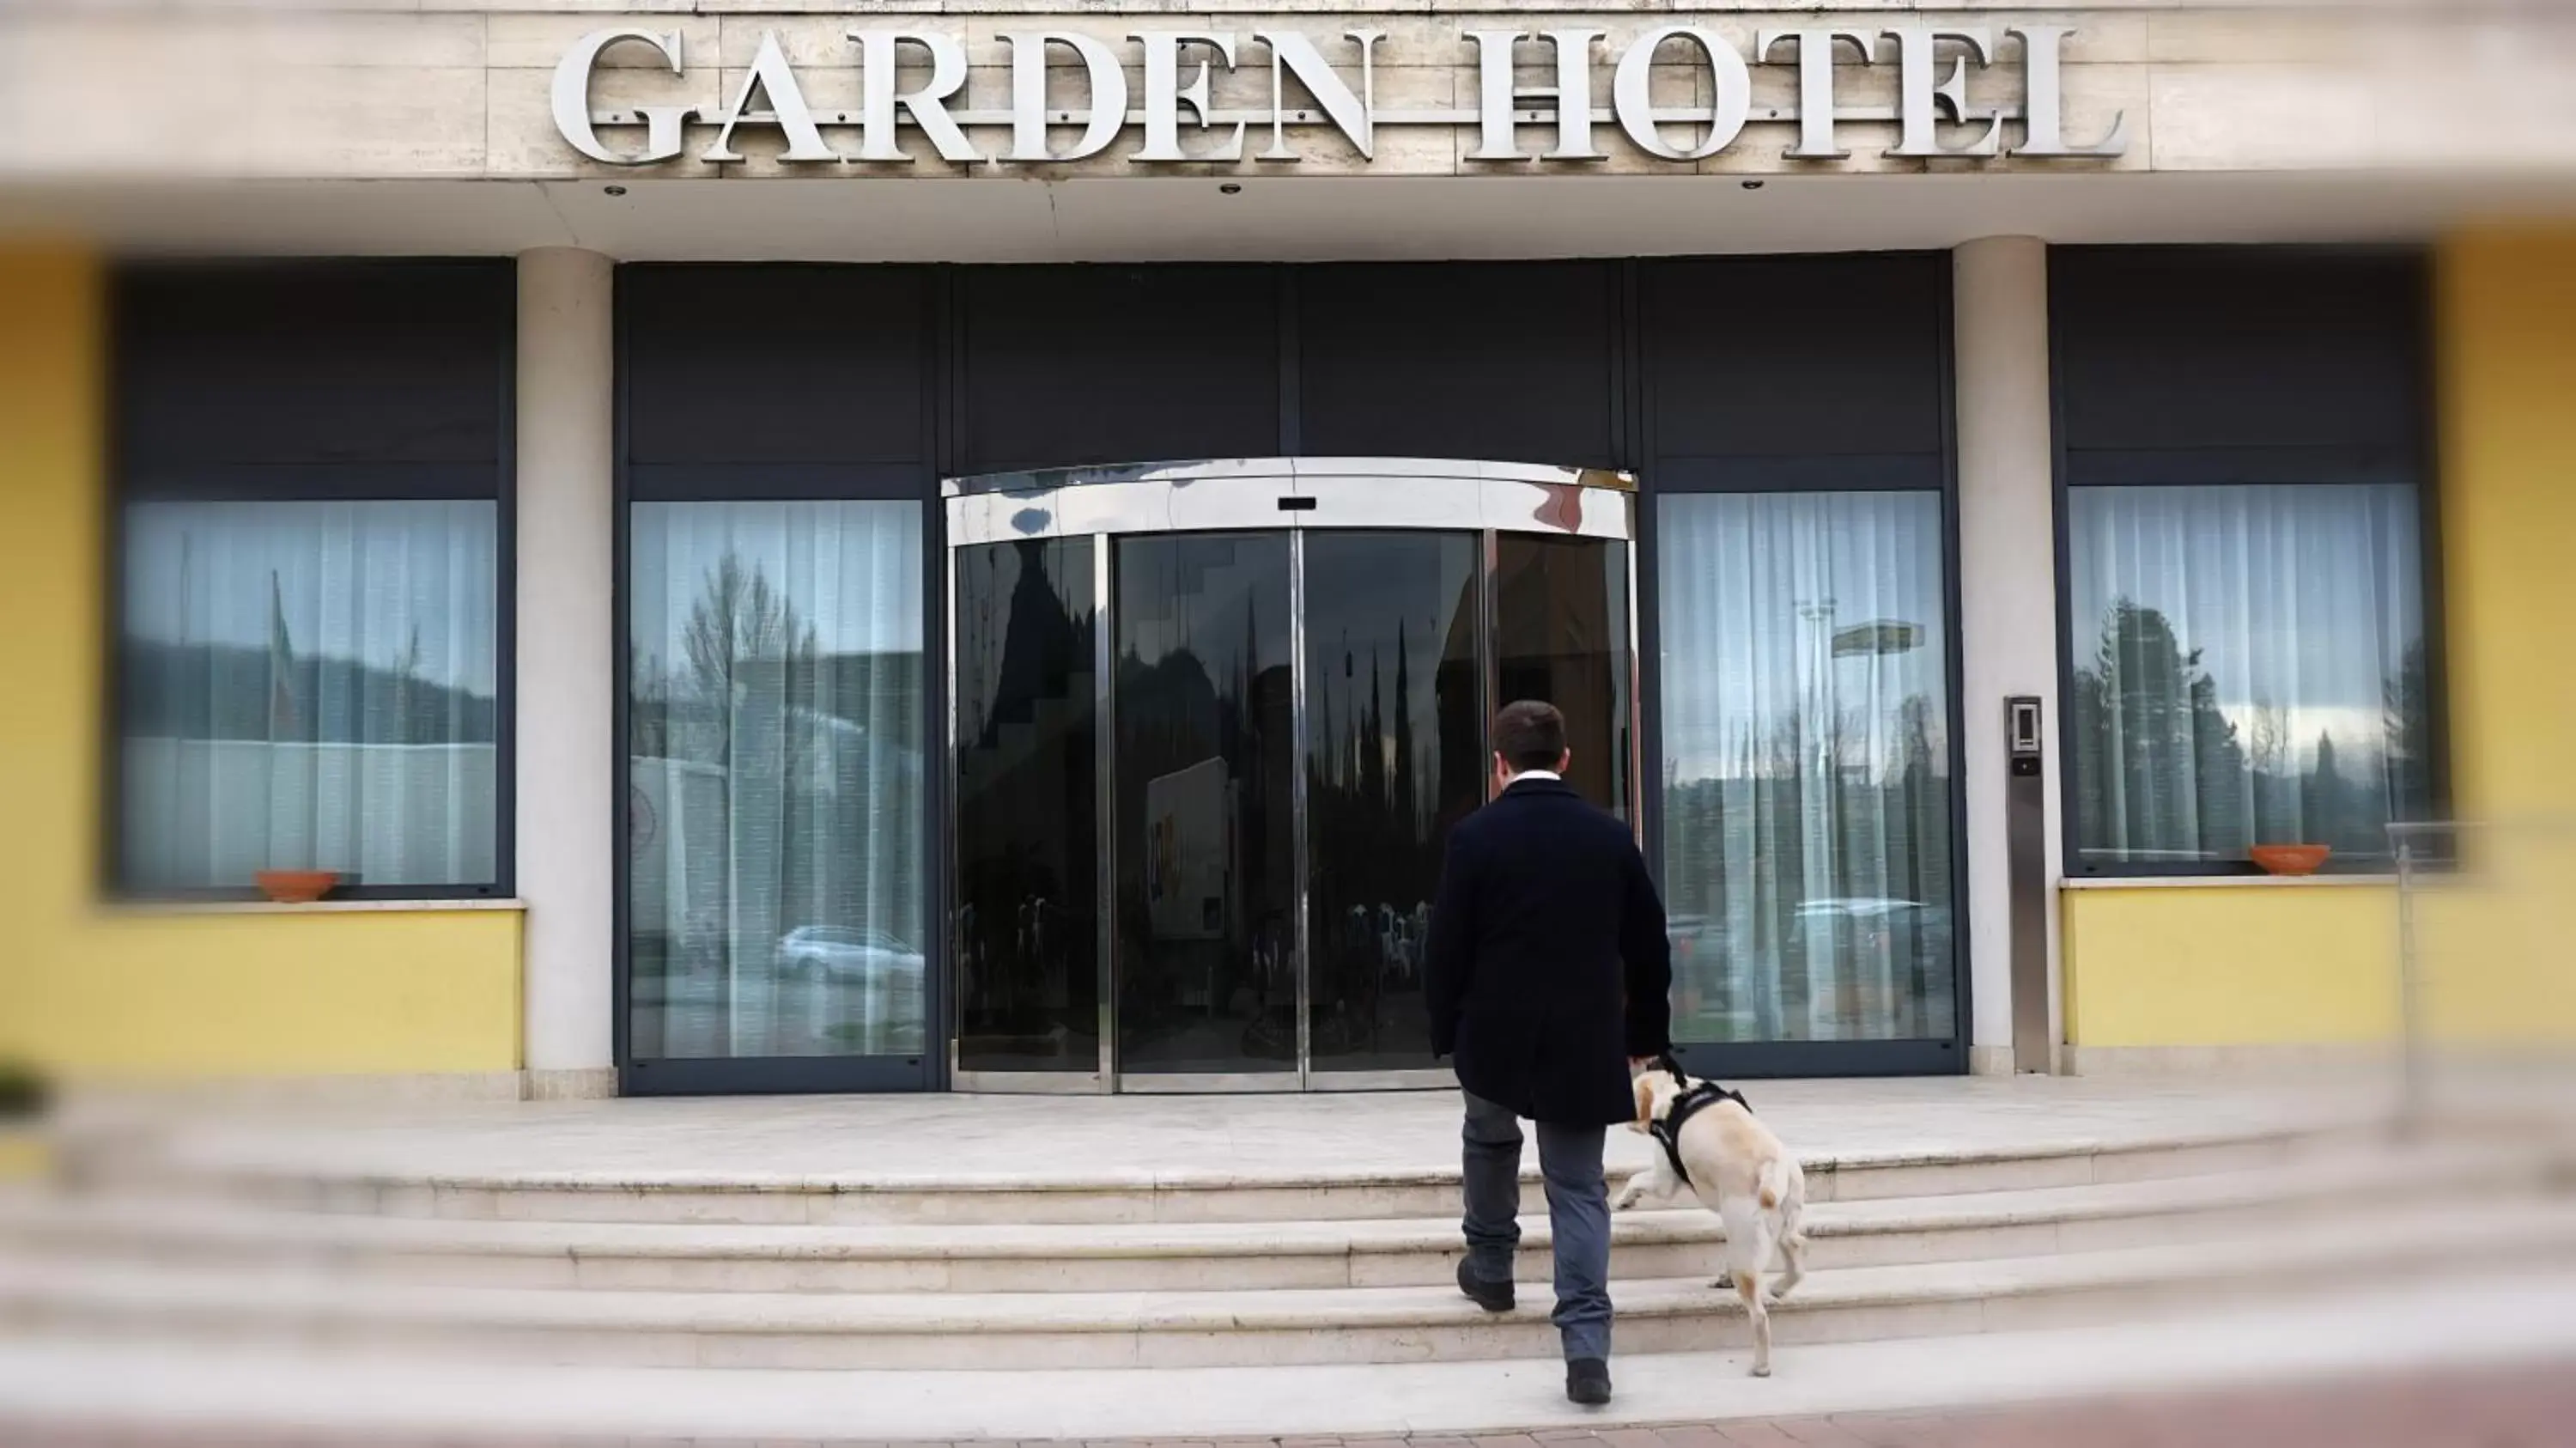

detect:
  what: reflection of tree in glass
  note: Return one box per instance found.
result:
[2079,599,2425,862]
[629,643,671,758]
[651,545,928,1055]
[2246,698,2296,843]
[2384,639,2433,830]
[386,623,422,739]
[979,537,1082,751]
[2073,599,2249,861]
[1661,687,1953,1041]
[679,551,819,770]
[2304,731,2357,853]
[954,538,1095,1050]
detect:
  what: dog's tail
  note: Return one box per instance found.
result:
[1756,1155,1788,1212]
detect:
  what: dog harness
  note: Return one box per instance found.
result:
[1645,1055,1751,1189]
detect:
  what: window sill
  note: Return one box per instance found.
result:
[100,897,528,917]
[2059,874,2397,891]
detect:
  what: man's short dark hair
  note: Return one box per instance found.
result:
[1494,700,1568,773]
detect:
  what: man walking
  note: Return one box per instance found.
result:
[1425,700,1674,1407]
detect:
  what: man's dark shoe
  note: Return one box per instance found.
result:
[1455,1257,1515,1312]
[1567,1358,1613,1406]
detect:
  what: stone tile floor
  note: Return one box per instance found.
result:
[4,1360,2569,1448]
[78,1074,2394,1186]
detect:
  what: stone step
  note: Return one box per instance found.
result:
[4,1198,2568,1371]
[2,1141,2532,1294]
[7,1269,2576,1442]
[125,1126,2350,1226]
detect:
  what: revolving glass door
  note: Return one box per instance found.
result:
[949,460,1636,1092]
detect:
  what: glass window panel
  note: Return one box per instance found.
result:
[2068,483,2429,868]
[1656,491,1957,1044]
[119,499,500,891]
[629,501,927,1062]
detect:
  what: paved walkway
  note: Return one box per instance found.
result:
[5,1360,2569,1447]
[84,1074,2379,1186]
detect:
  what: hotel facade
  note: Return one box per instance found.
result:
[2,1,2572,1099]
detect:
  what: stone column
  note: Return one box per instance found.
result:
[1953,237,2063,1075]
[515,247,617,1098]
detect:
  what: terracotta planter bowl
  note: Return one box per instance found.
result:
[2249,843,2332,877]
[253,869,342,904]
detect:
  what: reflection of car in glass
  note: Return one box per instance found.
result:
[778,925,927,986]
[1665,914,1715,966]
[1792,898,1951,957]
[1665,913,1718,1019]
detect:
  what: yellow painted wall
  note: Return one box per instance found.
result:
[2063,230,2576,1056]
[2420,238,2576,1049]
[2063,886,2399,1049]
[0,245,522,1084]
[18,910,522,1080]
[2438,231,2576,818]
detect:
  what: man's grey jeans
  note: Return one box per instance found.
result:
[1460,1090,1613,1362]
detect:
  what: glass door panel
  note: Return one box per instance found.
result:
[628,500,927,1065]
[1655,490,1957,1047]
[1495,535,1635,819]
[1302,532,1484,1075]
[1113,532,1297,1080]
[953,538,1101,1075]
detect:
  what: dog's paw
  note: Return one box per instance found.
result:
[1750,1363,1772,1379]
[1710,1272,1734,1290]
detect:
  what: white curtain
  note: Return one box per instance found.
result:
[120,499,499,891]
[1656,491,1955,1043]
[2068,483,2426,866]
[628,501,926,1061]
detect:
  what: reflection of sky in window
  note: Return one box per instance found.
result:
[1658,491,1950,785]
[2069,484,2421,769]
[630,502,923,670]
[125,500,498,696]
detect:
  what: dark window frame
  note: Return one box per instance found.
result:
[1634,252,1971,1078]
[609,254,1972,1090]
[612,262,945,1098]
[2048,245,2449,881]
[106,259,517,904]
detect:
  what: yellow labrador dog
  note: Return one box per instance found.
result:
[1612,1062,1808,1377]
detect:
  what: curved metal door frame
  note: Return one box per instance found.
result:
[944,459,1640,1094]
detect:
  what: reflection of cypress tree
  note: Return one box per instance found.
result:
[981,538,1080,750]
[2074,600,2249,859]
[2384,639,2431,829]
[386,624,422,743]
[1361,643,1387,817]
[2304,732,2362,854]
[1393,621,1418,849]
[1893,693,1947,1033]
[1434,595,1481,834]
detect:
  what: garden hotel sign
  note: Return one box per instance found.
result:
[552,22,2128,167]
